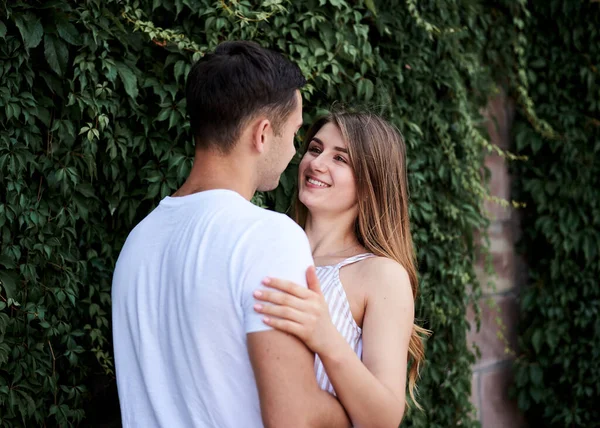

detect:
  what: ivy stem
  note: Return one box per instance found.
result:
[48,340,57,405]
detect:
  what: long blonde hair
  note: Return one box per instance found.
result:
[293,111,430,408]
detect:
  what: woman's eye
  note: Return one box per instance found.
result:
[335,155,347,163]
[309,146,321,154]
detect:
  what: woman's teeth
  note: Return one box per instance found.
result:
[307,178,330,187]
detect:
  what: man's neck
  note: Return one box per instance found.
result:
[173,150,256,200]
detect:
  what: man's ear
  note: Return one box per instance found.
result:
[252,118,272,154]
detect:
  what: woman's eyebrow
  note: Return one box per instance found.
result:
[311,137,348,153]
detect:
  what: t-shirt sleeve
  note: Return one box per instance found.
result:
[240,216,313,334]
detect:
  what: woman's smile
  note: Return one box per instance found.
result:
[306,176,331,188]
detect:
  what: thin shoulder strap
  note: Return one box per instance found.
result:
[336,253,376,269]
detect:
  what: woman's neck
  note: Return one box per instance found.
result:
[304,211,362,258]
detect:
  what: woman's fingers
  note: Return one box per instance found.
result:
[262,316,304,337]
[254,283,335,354]
[305,266,323,295]
[261,277,312,299]
[254,302,307,324]
[253,289,307,310]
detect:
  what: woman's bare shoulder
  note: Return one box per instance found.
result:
[356,256,412,301]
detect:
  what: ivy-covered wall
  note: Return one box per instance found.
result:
[509,1,600,426]
[0,0,525,426]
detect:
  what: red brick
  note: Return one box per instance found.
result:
[467,294,518,370]
[475,222,515,294]
[471,371,481,416]
[480,366,527,428]
[484,155,512,222]
[483,89,515,150]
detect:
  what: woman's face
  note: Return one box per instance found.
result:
[298,122,358,217]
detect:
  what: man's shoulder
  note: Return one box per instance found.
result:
[205,191,296,227]
[252,209,303,232]
[242,209,308,248]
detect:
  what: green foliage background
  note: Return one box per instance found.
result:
[0,0,549,426]
[505,1,600,426]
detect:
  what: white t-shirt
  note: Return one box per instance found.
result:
[112,189,313,428]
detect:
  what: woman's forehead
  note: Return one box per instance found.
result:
[312,123,346,147]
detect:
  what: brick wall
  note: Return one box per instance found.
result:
[466,90,527,428]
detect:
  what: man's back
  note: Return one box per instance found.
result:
[112,189,313,427]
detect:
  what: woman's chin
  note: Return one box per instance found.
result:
[298,192,310,206]
[301,199,334,216]
[298,192,320,210]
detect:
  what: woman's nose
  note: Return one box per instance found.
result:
[310,155,327,172]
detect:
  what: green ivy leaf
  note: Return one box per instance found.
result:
[156,108,170,122]
[14,13,44,49]
[44,34,69,76]
[0,270,19,300]
[0,255,16,269]
[40,70,65,97]
[57,20,81,45]
[0,21,7,39]
[364,0,377,16]
[364,79,374,101]
[76,183,98,200]
[530,365,543,386]
[115,62,139,100]
[174,60,186,82]
[531,327,543,353]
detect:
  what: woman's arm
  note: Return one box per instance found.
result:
[253,260,414,428]
[319,259,414,427]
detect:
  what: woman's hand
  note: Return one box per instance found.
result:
[253,266,339,355]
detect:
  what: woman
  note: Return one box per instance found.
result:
[253,111,429,427]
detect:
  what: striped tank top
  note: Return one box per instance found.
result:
[314,253,375,395]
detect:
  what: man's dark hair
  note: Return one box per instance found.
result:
[185,41,306,153]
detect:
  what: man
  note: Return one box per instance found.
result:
[111,41,350,427]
